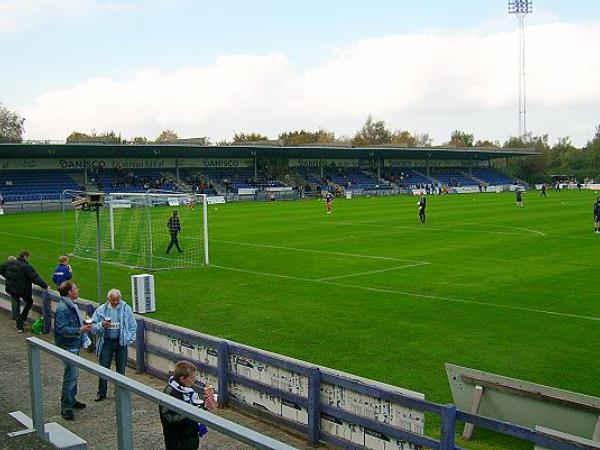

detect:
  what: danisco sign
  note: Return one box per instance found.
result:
[0,158,254,170]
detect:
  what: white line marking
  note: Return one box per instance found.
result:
[0,231,62,245]
[209,264,600,323]
[275,218,542,237]
[210,238,427,263]
[316,262,429,281]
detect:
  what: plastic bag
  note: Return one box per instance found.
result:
[31,317,44,334]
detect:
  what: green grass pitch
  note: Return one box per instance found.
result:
[2,190,599,449]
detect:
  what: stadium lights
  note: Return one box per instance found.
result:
[508,0,533,137]
[508,0,532,14]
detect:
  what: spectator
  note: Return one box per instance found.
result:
[0,250,49,333]
[55,281,92,420]
[52,255,73,287]
[159,361,213,450]
[91,288,136,402]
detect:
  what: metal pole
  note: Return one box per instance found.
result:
[203,195,209,265]
[254,153,258,182]
[96,207,103,304]
[115,386,134,449]
[109,202,115,251]
[27,344,47,440]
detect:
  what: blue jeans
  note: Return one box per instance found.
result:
[97,338,128,397]
[61,348,80,412]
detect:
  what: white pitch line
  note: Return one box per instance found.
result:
[209,264,600,323]
[316,262,429,281]
[0,231,63,245]
[210,238,427,264]
[276,218,545,237]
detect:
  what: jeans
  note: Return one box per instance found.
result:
[97,338,128,397]
[61,348,80,412]
[11,295,33,330]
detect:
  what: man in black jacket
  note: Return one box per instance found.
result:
[166,210,183,254]
[0,250,49,332]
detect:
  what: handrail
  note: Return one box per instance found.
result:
[25,337,297,450]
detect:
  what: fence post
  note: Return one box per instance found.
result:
[217,341,229,408]
[115,386,134,449]
[440,403,457,450]
[27,343,48,440]
[307,367,321,446]
[135,319,146,373]
[42,291,52,334]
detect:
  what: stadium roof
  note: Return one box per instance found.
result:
[0,143,538,160]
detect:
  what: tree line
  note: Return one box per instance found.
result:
[1,102,600,182]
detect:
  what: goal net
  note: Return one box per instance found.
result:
[62,190,208,270]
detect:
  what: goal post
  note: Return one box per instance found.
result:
[62,189,209,270]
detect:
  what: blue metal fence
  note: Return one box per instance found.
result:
[5,288,595,450]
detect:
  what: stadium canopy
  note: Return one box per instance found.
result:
[0,143,538,161]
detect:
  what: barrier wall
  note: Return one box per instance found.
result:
[2,282,591,450]
[0,283,441,450]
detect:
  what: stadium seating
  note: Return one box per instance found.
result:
[431,168,478,186]
[0,170,81,201]
[294,167,382,190]
[470,168,514,185]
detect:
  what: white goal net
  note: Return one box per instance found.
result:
[63,190,208,270]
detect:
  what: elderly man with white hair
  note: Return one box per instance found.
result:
[91,288,137,402]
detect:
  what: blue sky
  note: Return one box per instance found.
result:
[2,0,600,144]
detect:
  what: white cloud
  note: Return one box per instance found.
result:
[20,21,600,146]
[0,0,135,34]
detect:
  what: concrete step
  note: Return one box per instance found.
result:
[9,411,88,450]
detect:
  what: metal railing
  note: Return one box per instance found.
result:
[24,337,297,450]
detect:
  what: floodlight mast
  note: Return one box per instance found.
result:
[508,0,533,137]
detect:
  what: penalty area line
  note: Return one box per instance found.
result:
[209,238,428,264]
[316,262,429,281]
[209,264,600,323]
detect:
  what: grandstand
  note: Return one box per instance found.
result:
[0,144,535,202]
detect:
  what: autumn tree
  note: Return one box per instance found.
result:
[0,103,25,143]
[352,115,392,146]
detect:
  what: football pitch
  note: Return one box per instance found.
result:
[2,190,599,449]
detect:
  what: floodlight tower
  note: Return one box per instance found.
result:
[508,0,532,137]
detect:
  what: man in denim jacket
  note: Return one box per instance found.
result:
[54,281,92,420]
[91,288,137,402]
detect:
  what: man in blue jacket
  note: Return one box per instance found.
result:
[91,288,137,402]
[52,255,73,287]
[55,281,92,420]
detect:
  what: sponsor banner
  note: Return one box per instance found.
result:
[206,196,226,204]
[0,157,253,170]
[178,158,253,168]
[237,188,257,195]
[289,158,358,168]
[264,186,292,192]
[384,159,488,168]
[585,184,600,190]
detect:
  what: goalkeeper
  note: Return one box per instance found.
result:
[166,210,183,254]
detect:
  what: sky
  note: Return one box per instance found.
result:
[1,0,600,146]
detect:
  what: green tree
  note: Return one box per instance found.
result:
[132,136,148,144]
[474,139,500,148]
[352,115,392,146]
[416,132,432,147]
[503,133,550,182]
[279,129,335,146]
[449,130,474,148]
[0,103,25,143]
[390,130,417,147]
[155,129,179,143]
[232,132,269,143]
[66,130,122,144]
[585,124,600,171]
